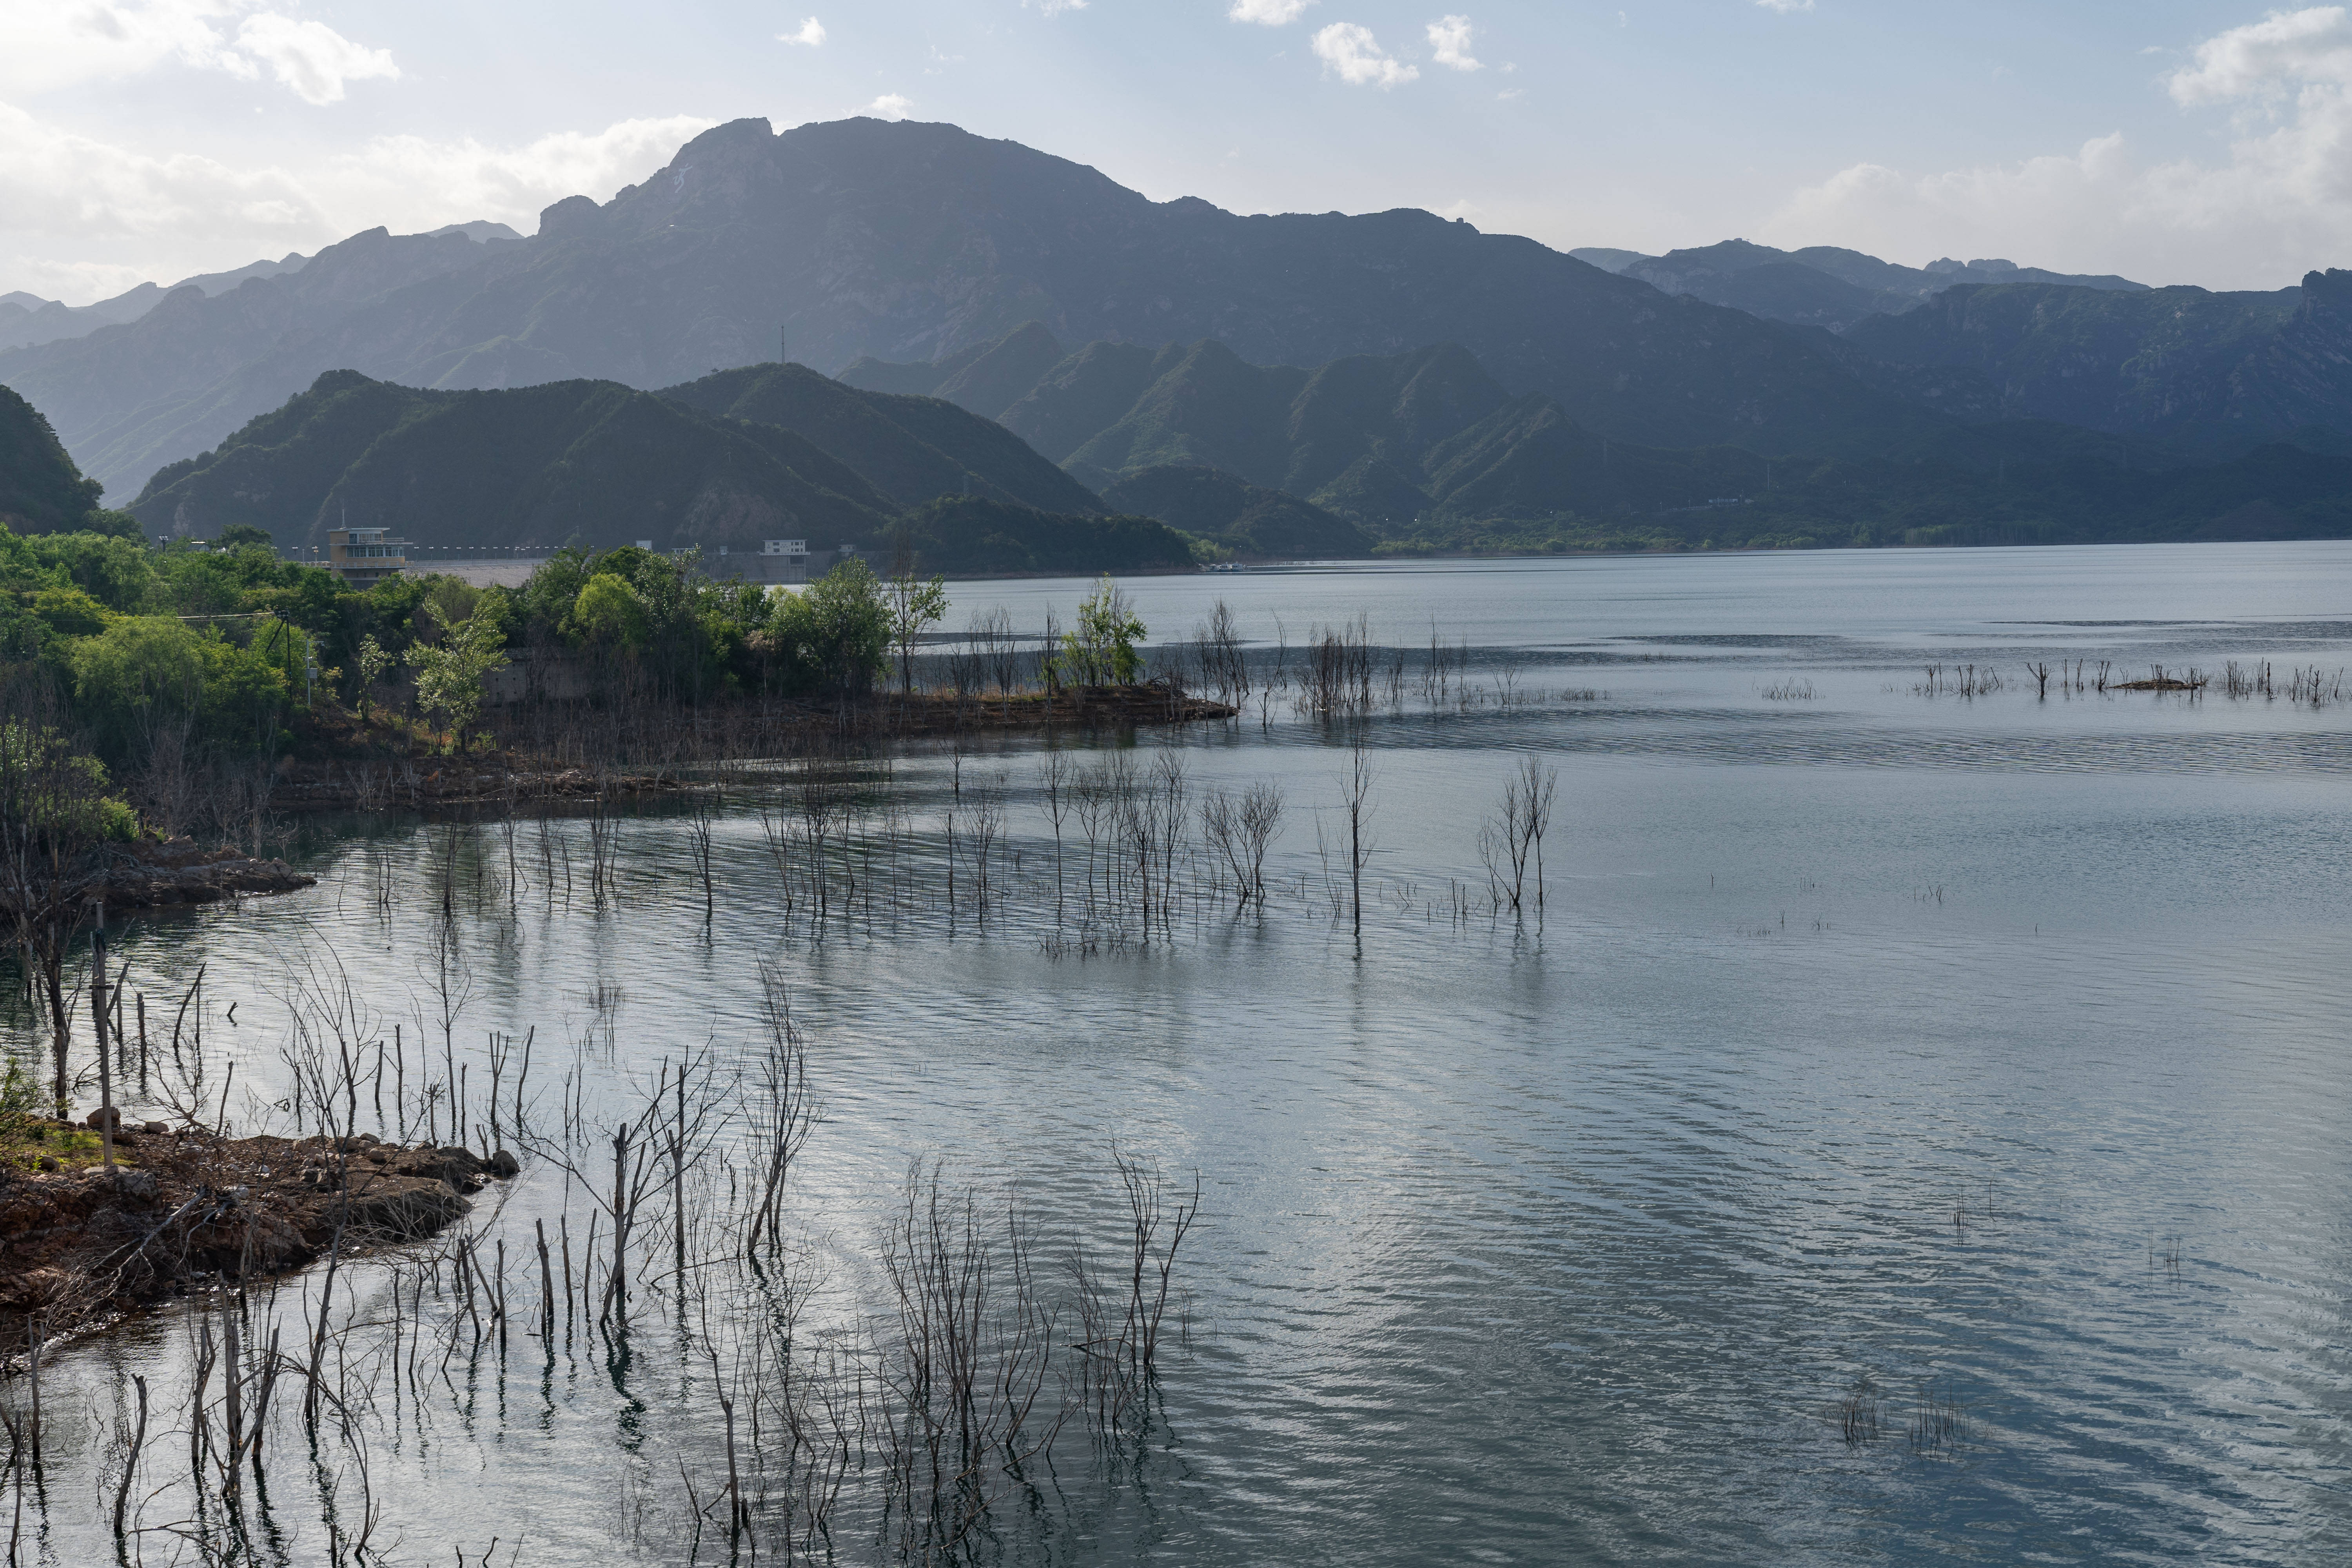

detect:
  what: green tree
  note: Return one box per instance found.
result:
[1056,575,1146,686]
[354,633,392,722]
[25,530,158,611]
[216,524,274,550]
[80,510,144,542]
[408,611,509,753]
[767,559,889,695]
[30,586,107,639]
[570,572,650,650]
[68,616,207,753]
[885,565,948,693]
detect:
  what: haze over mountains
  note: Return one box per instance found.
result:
[2,113,2254,503]
[7,114,2352,565]
[0,224,524,357]
[1570,241,2150,333]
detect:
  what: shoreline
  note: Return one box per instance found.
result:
[269,684,1238,812]
[0,1126,512,1352]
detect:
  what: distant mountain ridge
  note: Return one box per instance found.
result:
[129,371,894,552]
[0,224,543,498]
[845,326,1826,527]
[12,114,2352,520]
[2,116,1990,500]
[1570,240,2149,332]
[1097,467,1371,559]
[118,369,1193,577]
[0,223,521,357]
[838,322,2352,551]
[658,362,1102,515]
[1842,275,2344,446]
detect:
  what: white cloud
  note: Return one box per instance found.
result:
[1754,0,1814,13]
[0,96,327,257]
[0,4,396,104]
[778,17,825,47]
[234,14,396,105]
[0,1,249,94]
[0,4,395,105]
[339,115,716,234]
[2167,5,2352,104]
[1230,0,1315,22]
[0,104,717,300]
[1427,15,1480,71]
[1761,8,2352,289]
[1312,23,1417,87]
[866,93,913,119]
[1024,0,1087,14]
[1,256,155,305]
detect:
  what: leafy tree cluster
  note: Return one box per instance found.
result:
[0,519,1110,805]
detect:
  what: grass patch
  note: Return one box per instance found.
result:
[0,1056,134,1174]
[0,1117,123,1175]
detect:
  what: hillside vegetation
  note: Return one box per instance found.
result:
[1573,240,2149,333]
[0,387,106,533]
[657,362,1102,515]
[846,325,2352,552]
[114,372,1193,575]
[129,372,895,552]
[1,116,1982,497]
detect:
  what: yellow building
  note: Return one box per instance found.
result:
[323,526,408,587]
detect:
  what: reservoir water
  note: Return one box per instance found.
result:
[9,541,2352,1566]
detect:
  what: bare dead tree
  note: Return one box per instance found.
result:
[743,965,820,1263]
[1340,728,1376,945]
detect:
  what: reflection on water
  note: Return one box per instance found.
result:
[7,542,2352,1566]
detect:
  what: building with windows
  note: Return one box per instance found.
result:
[709,538,868,585]
[323,526,408,587]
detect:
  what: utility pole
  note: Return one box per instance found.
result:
[779,325,787,365]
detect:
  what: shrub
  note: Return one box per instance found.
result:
[767,559,889,694]
[1055,575,1145,686]
[570,572,650,650]
[69,615,289,755]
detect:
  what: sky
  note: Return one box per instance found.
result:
[6,0,2352,304]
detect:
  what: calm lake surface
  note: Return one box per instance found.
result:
[11,542,2352,1566]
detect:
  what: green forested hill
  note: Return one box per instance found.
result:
[121,370,1189,577]
[1842,278,2325,442]
[1098,466,1370,559]
[0,383,104,531]
[1370,430,2352,554]
[657,362,1101,515]
[130,371,895,552]
[844,324,2352,553]
[893,496,1194,575]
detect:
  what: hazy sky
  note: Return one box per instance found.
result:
[5,1,2349,303]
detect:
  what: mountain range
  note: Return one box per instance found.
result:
[120,367,1198,574]
[842,319,2352,552]
[9,113,2352,564]
[0,223,522,356]
[0,115,2037,500]
[1570,240,2149,332]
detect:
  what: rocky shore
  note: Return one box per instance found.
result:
[0,1122,515,1341]
[85,837,315,911]
[1,837,314,921]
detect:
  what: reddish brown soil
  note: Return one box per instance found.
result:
[0,1125,511,1346]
